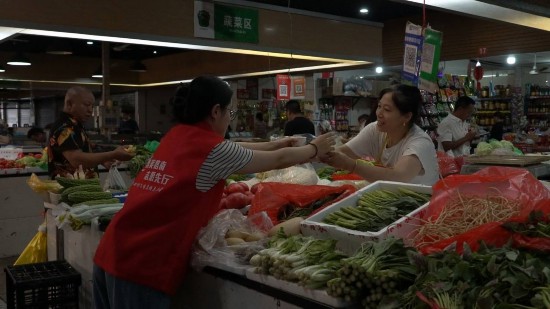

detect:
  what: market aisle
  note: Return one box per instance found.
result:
[0,256,17,305]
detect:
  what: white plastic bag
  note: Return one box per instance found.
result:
[103,165,127,191]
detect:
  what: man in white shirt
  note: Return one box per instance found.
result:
[437,96,477,157]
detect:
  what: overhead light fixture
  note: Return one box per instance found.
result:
[359,8,369,14]
[506,56,516,65]
[87,41,94,45]
[7,52,31,66]
[46,40,73,55]
[375,66,383,74]
[91,66,102,78]
[129,60,147,73]
[0,65,5,73]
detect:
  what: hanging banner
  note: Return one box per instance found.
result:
[419,27,443,93]
[194,0,259,44]
[292,76,306,99]
[276,74,291,101]
[401,21,423,86]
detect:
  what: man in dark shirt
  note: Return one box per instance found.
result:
[283,100,315,136]
[48,86,134,179]
[118,110,140,134]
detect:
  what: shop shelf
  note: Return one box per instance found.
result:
[4,260,81,309]
[301,181,431,255]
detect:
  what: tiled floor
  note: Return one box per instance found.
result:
[0,256,17,308]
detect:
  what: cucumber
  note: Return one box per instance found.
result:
[61,185,103,203]
[56,177,100,189]
[68,191,113,204]
[72,198,120,207]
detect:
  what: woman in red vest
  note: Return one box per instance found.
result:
[93,76,335,309]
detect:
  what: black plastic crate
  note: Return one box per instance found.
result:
[4,260,81,309]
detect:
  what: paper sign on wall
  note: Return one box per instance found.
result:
[276,74,291,100]
[292,76,305,98]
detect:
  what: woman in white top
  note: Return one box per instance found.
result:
[322,85,439,186]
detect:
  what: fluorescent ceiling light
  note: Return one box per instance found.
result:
[7,52,31,66]
[359,8,369,14]
[0,65,5,73]
[21,29,365,63]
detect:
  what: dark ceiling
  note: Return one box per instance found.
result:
[0,0,424,64]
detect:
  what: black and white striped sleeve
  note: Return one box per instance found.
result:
[196,141,253,192]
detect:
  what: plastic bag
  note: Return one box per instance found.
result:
[103,165,127,191]
[14,223,47,265]
[417,167,550,254]
[436,151,460,177]
[26,173,63,193]
[257,163,319,185]
[248,182,357,225]
[190,209,273,272]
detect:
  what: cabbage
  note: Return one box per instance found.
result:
[500,140,514,151]
[475,142,493,156]
[489,140,503,149]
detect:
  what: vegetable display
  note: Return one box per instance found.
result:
[127,145,153,178]
[327,237,416,306]
[414,191,521,247]
[323,188,431,232]
[249,231,346,289]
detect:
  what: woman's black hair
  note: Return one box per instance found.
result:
[379,84,423,128]
[171,76,233,124]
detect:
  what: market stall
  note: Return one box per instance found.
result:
[30,161,550,309]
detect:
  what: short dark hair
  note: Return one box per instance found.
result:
[358,114,369,123]
[379,85,423,127]
[454,96,475,111]
[27,127,44,139]
[171,76,233,124]
[285,100,302,114]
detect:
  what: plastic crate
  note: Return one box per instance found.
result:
[4,261,81,309]
[301,181,432,255]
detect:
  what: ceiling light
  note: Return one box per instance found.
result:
[129,60,147,73]
[87,41,94,45]
[46,40,73,55]
[359,8,369,14]
[506,56,516,65]
[7,52,31,66]
[0,65,5,73]
[91,67,102,78]
[375,66,383,74]
[153,50,157,54]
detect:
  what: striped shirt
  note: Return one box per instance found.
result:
[196,140,253,192]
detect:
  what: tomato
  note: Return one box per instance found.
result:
[219,198,228,209]
[225,183,246,194]
[237,182,249,192]
[34,154,42,159]
[225,192,248,209]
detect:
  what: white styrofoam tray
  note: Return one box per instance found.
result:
[301,181,432,255]
[244,268,355,308]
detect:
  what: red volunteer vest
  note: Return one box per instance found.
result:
[94,123,225,295]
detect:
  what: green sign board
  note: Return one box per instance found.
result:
[214,4,258,43]
[194,1,258,44]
